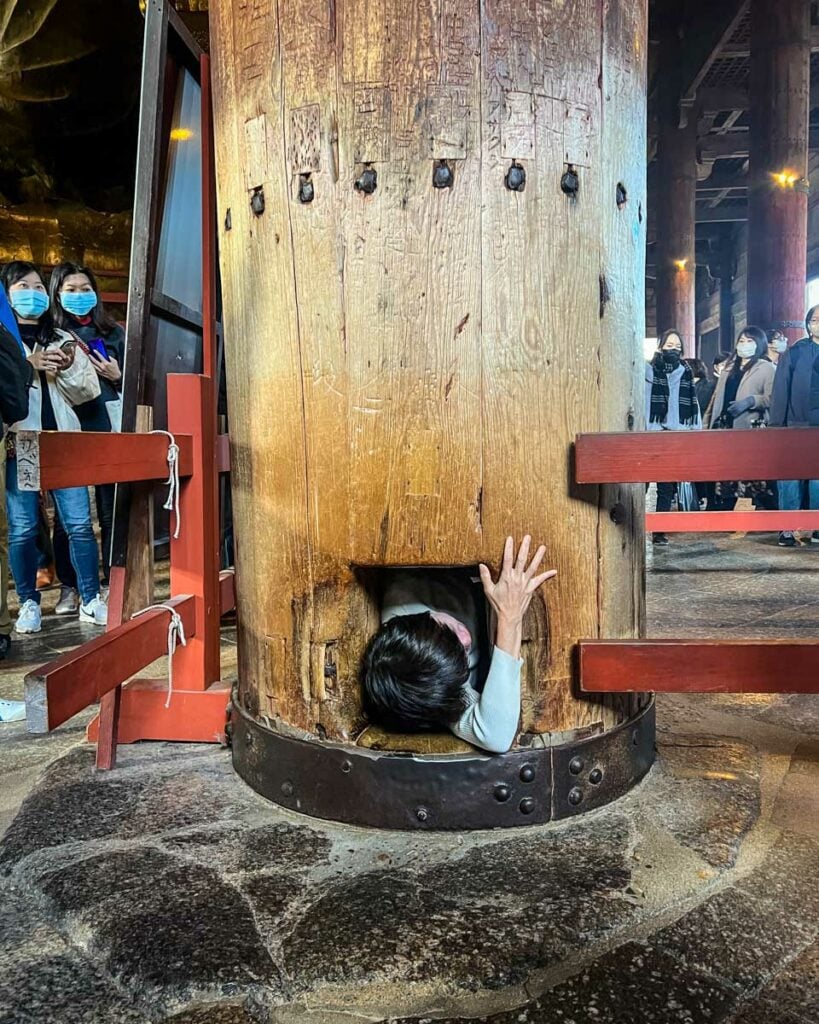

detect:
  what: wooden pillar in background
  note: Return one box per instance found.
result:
[654,26,698,357]
[719,237,736,354]
[210,0,648,742]
[747,0,810,341]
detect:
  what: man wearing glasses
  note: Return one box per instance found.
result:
[769,305,819,547]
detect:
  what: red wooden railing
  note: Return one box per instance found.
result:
[24,374,235,766]
[576,427,819,694]
[576,428,819,532]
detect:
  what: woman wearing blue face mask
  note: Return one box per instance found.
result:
[49,262,125,607]
[1,261,107,634]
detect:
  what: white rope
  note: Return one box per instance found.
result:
[150,430,181,539]
[131,603,187,708]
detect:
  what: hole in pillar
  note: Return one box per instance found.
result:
[638,202,643,224]
[356,565,492,753]
[616,182,627,208]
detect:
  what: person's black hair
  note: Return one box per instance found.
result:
[684,357,707,379]
[806,305,819,332]
[658,328,683,350]
[734,325,769,363]
[713,351,731,367]
[49,261,119,337]
[362,612,470,732]
[0,260,57,345]
[766,328,785,343]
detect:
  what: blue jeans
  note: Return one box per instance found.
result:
[5,458,100,605]
[777,480,819,514]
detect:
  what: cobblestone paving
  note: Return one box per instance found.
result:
[0,536,816,1023]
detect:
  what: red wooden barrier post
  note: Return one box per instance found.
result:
[87,374,230,747]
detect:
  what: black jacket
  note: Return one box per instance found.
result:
[0,322,31,428]
[809,353,819,426]
[769,337,819,427]
[67,321,125,432]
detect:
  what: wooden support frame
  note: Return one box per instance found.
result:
[21,24,233,765]
[576,427,819,697]
[166,373,221,691]
[25,595,196,733]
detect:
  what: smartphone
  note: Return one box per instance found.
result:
[86,337,108,360]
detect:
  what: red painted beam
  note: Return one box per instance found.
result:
[86,680,230,744]
[37,431,194,489]
[646,511,819,532]
[579,640,819,694]
[24,594,196,733]
[575,428,819,484]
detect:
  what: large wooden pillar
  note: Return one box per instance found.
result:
[747,0,810,340]
[210,1,648,744]
[653,26,697,356]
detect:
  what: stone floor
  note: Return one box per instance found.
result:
[0,535,817,1023]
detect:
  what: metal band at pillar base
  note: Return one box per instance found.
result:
[230,697,655,831]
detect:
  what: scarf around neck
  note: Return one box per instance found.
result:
[649,351,698,426]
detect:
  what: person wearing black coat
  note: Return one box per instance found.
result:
[769,305,819,546]
[0,290,31,658]
[810,352,819,427]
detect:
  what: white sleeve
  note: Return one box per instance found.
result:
[451,647,522,754]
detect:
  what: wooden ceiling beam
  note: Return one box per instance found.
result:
[695,203,748,223]
[719,25,819,57]
[678,0,749,124]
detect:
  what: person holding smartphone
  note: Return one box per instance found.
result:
[1,261,107,634]
[49,262,125,608]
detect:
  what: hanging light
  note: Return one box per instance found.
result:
[170,127,195,142]
[772,169,799,189]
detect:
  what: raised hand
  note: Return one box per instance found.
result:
[479,535,556,658]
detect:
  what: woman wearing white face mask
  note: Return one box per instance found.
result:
[706,326,775,430]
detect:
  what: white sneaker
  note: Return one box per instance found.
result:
[15,599,42,634]
[79,595,108,627]
[55,586,79,616]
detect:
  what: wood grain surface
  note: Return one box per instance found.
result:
[211,0,648,737]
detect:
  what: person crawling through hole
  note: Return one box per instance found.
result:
[362,536,556,754]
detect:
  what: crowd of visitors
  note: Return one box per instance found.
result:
[0,256,817,657]
[648,306,819,548]
[0,261,124,658]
